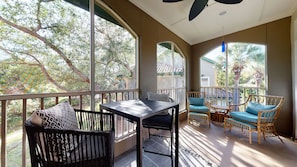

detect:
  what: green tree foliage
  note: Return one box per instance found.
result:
[0,0,136,94]
[227,43,265,87]
[214,43,265,87]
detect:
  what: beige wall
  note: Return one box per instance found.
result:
[102,0,191,99]
[100,0,191,156]
[191,17,293,136]
[101,0,293,145]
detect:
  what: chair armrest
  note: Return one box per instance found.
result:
[257,108,279,124]
[229,102,248,111]
[205,99,212,107]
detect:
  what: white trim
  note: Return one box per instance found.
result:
[90,0,95,110]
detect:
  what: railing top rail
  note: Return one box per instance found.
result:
[95,89,139,94]
[201,86,264,89]
[0,91,91,101]
[0,89,139,101]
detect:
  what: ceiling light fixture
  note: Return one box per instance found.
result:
[219,11,227,16]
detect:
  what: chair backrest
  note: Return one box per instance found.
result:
[186,91,207,106]
[147,92,172,102]
[147,92,175,115]
[247,94,284,120]
[187,91,206,98]
[25,110,115,167]
[247,94,284,106]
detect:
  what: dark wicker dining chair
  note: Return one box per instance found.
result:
[142,92,175,166]
[25,109,115,167]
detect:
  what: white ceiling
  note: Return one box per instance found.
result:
[129,0,297,45]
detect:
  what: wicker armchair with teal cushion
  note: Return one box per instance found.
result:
[187,91,211,127]
[25,101,115,167]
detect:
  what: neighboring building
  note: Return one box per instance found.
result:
[157,63,184,90]
[200,57,216,87]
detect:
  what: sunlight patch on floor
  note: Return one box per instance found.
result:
[180,125,223,166]
[230,142,284,167]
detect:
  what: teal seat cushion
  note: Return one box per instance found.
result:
[245,102,276,115]
[189,97,204,106]
[189,105,209,113]
[230,111,258,123]
[226,118,257,129]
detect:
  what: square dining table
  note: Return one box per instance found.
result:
[100,99,179,167]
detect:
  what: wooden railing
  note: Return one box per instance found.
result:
[0,86,265,167]
[200,86,266,105]
[157,87,186,111]
[0,89,139,167]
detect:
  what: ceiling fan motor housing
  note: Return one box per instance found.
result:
[163,0,243,21]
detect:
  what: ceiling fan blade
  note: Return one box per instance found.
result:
[189,0,208,21]
[163,0,183,2]
[215,0,242,4]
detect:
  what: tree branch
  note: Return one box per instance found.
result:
[0,46,70,91]
[0,15,90,83]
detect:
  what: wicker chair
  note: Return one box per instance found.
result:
[142,92,175,166]
[224,94,285,144]
[187,91,211,127]
[25,109,115,167]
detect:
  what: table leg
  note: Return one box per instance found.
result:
[136,119,142,167]
[175,105,179,167]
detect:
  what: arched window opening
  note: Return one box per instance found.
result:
[0,1,138,165]
[200,42,266,105]
[157,42,186,110]
[0,0,138,95]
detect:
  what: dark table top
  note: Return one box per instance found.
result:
[100,99,179,121]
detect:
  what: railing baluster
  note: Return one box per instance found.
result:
[22,99,27,167]
[40,98,44,109]
[80,95,83,110]
[1,100,7,167]
[55,96,58,104]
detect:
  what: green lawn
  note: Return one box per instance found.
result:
[5,128,31,167]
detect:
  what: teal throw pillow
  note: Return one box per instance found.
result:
[245,102,275,115]
[189,97,204,106]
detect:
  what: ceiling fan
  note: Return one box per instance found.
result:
[163,0,243,21]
